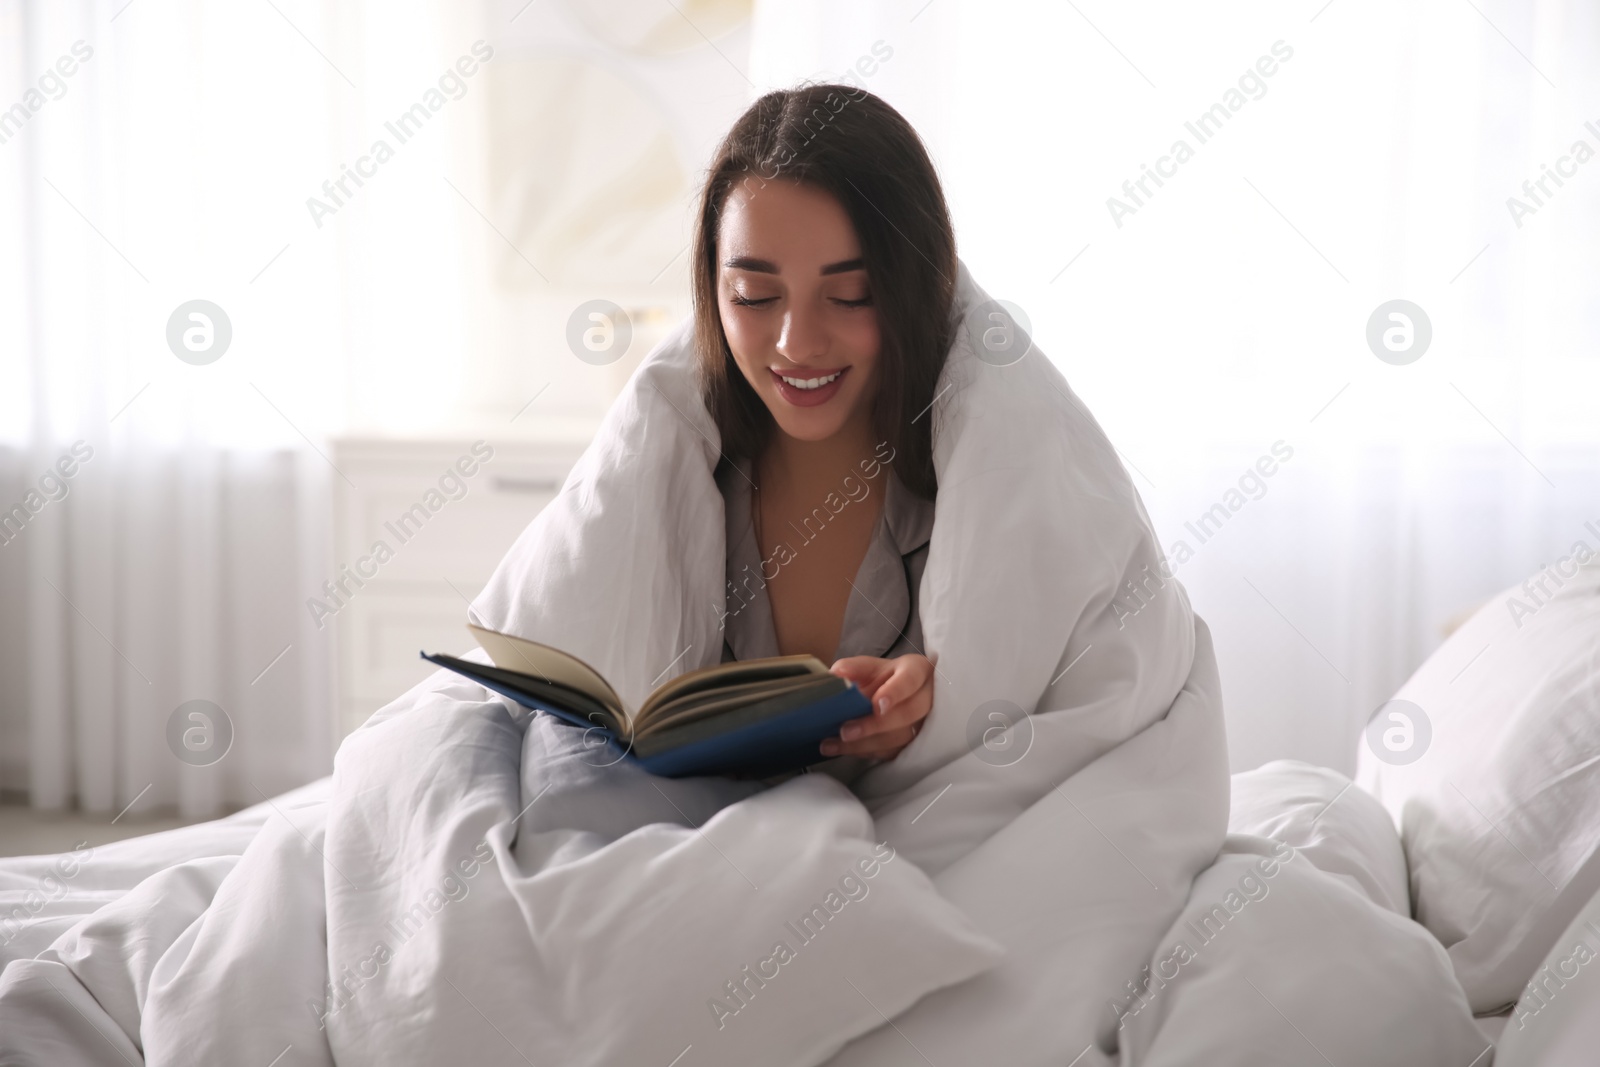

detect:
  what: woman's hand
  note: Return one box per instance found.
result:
[821,653,935,760]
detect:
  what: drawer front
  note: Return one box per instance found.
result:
[339,470,561,586]
[342,587,479,701]
[331,437,585,738]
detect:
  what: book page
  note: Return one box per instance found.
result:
[636,674,830,737]
[468,624,627,722]
[637,654,826,723]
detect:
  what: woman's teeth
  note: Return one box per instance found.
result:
[778,371,842,390]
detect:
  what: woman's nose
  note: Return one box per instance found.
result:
[775,303,827,365]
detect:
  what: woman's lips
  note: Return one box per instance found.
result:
[770,366,848,408]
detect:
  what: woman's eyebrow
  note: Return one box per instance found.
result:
[722,255,865,275]
[819,257,865,275]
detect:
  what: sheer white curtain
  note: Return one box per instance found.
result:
[6,0,1595,813]
[750,0,1600,772]
[0,0,484,816]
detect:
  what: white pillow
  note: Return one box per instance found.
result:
[1493,848,1600,1067]
[1357,558,1600,1013]
[1117,839,1486,1067]
[1229,760,1410,916]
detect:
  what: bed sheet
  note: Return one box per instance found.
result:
[0,759,1494,1066]
[0,777,331,966]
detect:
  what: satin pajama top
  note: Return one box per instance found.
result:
[715,454,935,785]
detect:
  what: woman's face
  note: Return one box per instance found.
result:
[716,177,880,444]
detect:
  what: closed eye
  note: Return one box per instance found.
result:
[727,293,871,308]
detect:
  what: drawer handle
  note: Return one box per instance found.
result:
[492,476,562,494]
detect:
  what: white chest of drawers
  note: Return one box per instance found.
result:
[328,431,591,740]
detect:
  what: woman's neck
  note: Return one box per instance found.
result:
[758,409,877,496]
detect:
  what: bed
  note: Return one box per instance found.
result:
[2,626,1597,1066]
[2,268,1595,1065]
[4,563,1596,1067]
[1,749,1586,1066]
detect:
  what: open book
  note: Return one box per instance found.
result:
[421,624,870,778]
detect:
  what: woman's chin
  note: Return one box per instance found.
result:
[769,408,853,443]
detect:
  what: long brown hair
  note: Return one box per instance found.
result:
[690,84,957,500]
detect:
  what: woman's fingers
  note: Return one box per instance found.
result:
[868,655,933,716]
[822,724,919,759]
[820,654,934,758]
[838,689,927,741]
[822,704,913,754]
[829,655,894,700]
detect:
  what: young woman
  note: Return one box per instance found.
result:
[691,84,954,769]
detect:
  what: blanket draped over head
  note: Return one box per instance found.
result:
[471,260,1217,863]
[0,262,1487,1067]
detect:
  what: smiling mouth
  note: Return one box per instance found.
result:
[773,368,844,390]
[769,366,849,408]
